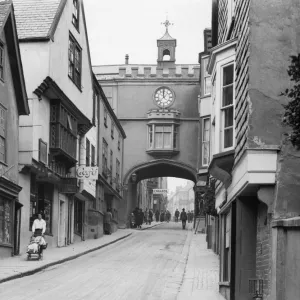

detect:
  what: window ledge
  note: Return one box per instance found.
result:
[0,242,12,248]
[146,149,179,158]
[208,150,235,189]
[219,281,230,287]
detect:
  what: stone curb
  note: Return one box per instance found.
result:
[0,232,133,285]
[140,222,163,230]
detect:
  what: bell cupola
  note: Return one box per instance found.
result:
[157,19,176,68]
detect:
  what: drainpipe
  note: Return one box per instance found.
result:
[125,54,129,65]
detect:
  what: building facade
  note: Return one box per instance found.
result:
[0,1,30,258]
[15,0,99,253]
[204,1,300,299]
[93,23,200,227]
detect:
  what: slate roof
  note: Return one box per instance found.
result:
[13,0,63,40]
[0,1,11,32]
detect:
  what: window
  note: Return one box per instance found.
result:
[72,0,80,30]
[148,124,179,150]
[91,144,96,166]
[0,43,4,80]
[74,199,83,235]
[86,138,90,167]
[111,122,114,139]
[221,64,234,150]
[203,58,211,95]
[202,118,210,166]
[39,139,48,165]
[102,138,108,176]
[116,159,120,191]
[92,89,98,126]
[118,133,121,150]
[104,109,108,127]
[0,197,12,245]
[68,35,82,89]
[223,211,231,282]
[110,150,113,184]
[0,106,6,162]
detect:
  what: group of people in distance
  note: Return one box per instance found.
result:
[174,208,194,229]
[130,207,154,229]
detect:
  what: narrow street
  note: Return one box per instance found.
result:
[0,223,222,300]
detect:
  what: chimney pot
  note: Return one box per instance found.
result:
[125,54,129,65]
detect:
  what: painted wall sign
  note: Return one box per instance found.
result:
[76,166,98,180]
[153,189,168,194]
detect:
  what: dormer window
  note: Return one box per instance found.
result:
[72,0,79,30]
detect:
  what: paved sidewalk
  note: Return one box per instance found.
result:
[177,230,226,300]
[0,222,162,284]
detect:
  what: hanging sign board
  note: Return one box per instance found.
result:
[76,166,98,180]
[153,189,168,194]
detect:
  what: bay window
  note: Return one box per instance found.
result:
[203,58,211,95]
[148,124,179,150]
[221,64,234,150]
[202,118,210,166]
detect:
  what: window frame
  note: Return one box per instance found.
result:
[91,144,96,167]
[110,150,113,184]
[203,58,211,96]
[111,122,115,139]
[116,159,120,191]
[148,124,179,151]
[222,210,231,282]
[220,63,235,151]
[85,138,90,167]
[0,42,4,81]
[102,138,108,177]
[68,34,82,90]
[72,0,80,31]
[202,117,210,166]
[0,105,7,163]
[104,108,108,128]
[118,133,121,150]
[0,196,12,245]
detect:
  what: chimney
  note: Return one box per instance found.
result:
[125,54,129,65]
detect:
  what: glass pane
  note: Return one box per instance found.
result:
[222,85,233,107]
[163,133,172,149]
[4,201,11,244]
[155,126,163,133]
[155,133,163,148]
[224,127,233,148]
[202,142,209,165]
[204,77,211,94]
[163,126,172,133]
[223,64,234,86]
[224,106,234,127]
[0,199,3,243]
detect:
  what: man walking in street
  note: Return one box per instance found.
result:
[175,209,180,222]
[180,208,187,230]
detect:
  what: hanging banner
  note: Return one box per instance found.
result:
[153,189,168,194]
[76,166,98,180]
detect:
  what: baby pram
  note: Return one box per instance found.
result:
[27,229,47,261]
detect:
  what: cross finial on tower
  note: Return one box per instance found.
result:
[161,16,173,33]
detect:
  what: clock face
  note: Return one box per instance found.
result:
[154,87,174,108]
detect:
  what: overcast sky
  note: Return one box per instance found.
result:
[84,0,212,66]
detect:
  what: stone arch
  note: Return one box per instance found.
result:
[123,159,197,185]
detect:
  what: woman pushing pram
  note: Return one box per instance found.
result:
[27,213,47,260]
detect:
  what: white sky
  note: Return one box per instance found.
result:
[167,178,192,194]
[84,0,212,65]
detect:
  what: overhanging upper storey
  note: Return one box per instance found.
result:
[207,38,237,187]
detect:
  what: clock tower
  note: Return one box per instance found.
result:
[157,19,176,68]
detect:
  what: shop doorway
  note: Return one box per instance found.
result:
[58,200,66,247]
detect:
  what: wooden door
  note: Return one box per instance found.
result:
[235,198,257,300]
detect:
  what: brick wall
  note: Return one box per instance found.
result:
[256,202,271,298]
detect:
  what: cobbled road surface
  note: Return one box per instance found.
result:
[0,222,196,300]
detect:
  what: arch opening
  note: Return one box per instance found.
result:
[162,49,171,61]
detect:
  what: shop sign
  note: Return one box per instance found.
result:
[76,166,98,180]
[153,189,168,194]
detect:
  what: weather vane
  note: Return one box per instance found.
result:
[161,13,173,32]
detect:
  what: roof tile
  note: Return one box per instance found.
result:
[13,0,61,39]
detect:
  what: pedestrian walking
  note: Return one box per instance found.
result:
[137,208,144,229]
[175,209,180,222]
[187,211,191,223]
[104,209,112,234]
[144,208,149,224]
[180,208,188,230]
[155,209,159,222]
[149,209,153,224]
[160,210,165,222]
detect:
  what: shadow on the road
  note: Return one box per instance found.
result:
[147,222,194,231]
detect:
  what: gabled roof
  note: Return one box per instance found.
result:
[0,0,29,115]
[13,0,67,41]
